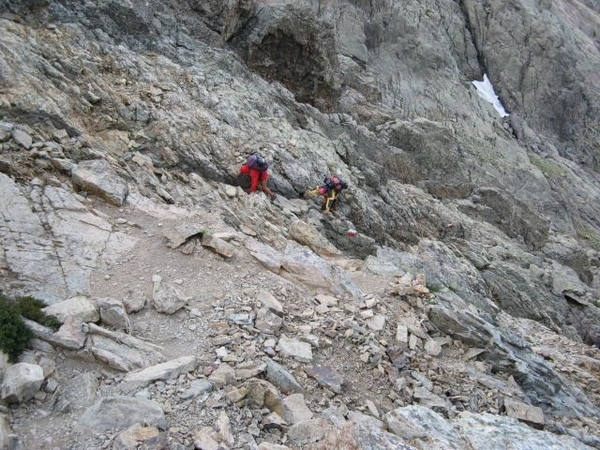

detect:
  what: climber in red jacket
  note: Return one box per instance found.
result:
[239,153,276,200]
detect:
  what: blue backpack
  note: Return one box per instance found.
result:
[247,153,269,172]
[324,176,347,191]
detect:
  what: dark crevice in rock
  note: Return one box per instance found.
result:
[0,107,80,138]
[457,0,487,78]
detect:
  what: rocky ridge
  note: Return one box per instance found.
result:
[0,0,600,449]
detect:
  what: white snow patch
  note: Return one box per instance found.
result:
[472,74,509,117]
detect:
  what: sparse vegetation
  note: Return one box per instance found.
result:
[426,282,445,293]
[0,292,60,363]
[529,153,567,179]
[15,296,61,330]
[0,292,35,363]
[575,225,600,252]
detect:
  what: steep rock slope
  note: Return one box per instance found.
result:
[0,0,600,449]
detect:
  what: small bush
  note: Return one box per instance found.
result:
[15,296,61,331]
[0,293,35,363]
[529,153,567,179]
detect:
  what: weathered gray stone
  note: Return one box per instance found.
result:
[245,238,283,274]
[0,413,9,450]
[208,363,236,389]
[52,129,69,142]
[225,386,249,403]
[241,379,284,414]
[424,339,443,356]
[385,405,461,446]
[122,290,147,313]
[151,275,189,314]
[60,371,99,410]
[504,398,545,425]
[346,411,386,430]
[2,1,600,447]
[366,314,386,332]
[235,360,267,380]
[163,223,205,249]
[321,406,347,428]
[0,175,137,304]
[122,356,197,390]
[53,316,87,350]
[201,233,236,258]
[0,351,9,376]
[311,417,414,450]
[281,241,361,299]
[262,411,287,431]
[413,387,449,410]
[266,359,304,395]
[80,396,166,432]
[304,365,343,393]
[277,335,313,363]
[42,296,99,323]
[96,297,131,332]
[87,323,165,372]
[193,427,220,450]
[112,424,167,450]
[257,443,291,450]
[72,159,129,206]
[396,325,409,345]
[282,393,313,425]
[428,301,597,419]
[255,301,283,331]
[287,418,334,446]
[215,411,234,447]
[180,379,213,400]
[256,290,283,315]
[289,219,343,258]
[0,363,44,403]
[12,129,32,149]
[43,378,59,394]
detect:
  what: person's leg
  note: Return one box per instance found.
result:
[249,169,260,192]
[324,192,336,211]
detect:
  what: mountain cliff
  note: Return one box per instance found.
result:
[0,0,599,449]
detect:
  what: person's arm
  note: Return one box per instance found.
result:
[305,186,320,196]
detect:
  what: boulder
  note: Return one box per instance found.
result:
[281,393,313,425]
[53,316,87,349]
[42,296,99,324]
[277,335,313,363]
[122,356,197,391]
[151,275,189,314]
[1,363,44,403]
[79,396,167,433]
[72,159,129,206]
[96,297,131,332]
[309,418,413,450]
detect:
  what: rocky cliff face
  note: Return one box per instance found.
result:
[0,0,599,449]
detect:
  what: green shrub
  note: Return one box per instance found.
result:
[0,292,62,362]
[15,296,61,330]
[0,293,35,363]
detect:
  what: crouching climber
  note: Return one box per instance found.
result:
[240,153,276,201]
[304,175,348,213]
